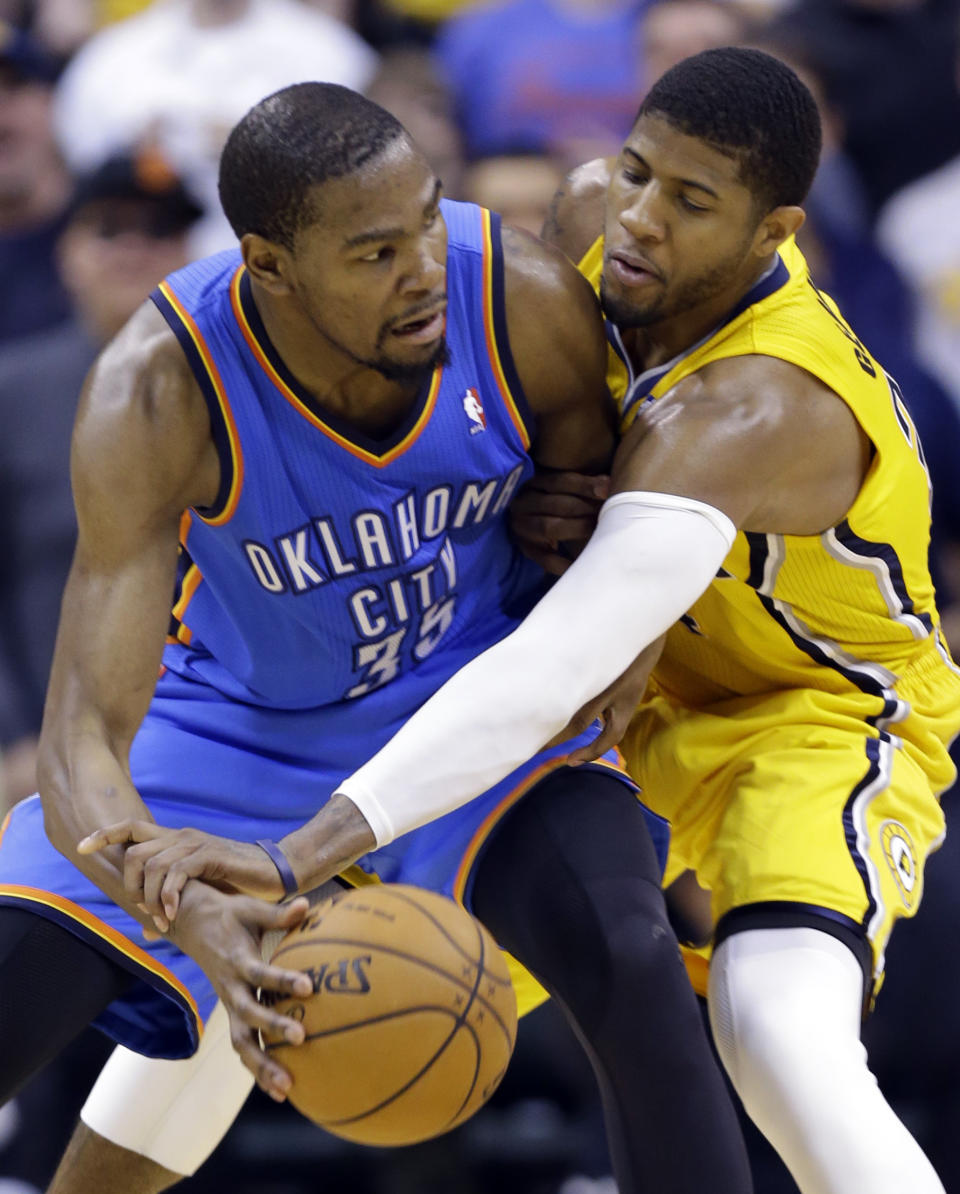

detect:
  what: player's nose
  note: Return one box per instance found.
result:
[621,186,667,243]
[399,239,445,295]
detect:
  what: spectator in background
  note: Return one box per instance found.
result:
[640,0,743,86]
[17,0,96,59]
[875,16,960,418]
[0,19,72,343]
[464,150,563,233]
[365,47,466,199]
[0,146,200,816]
[52,0,378,256]
[434,0,645,166]
[763,0,960,218]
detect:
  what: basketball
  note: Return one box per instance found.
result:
[260,883,518,1146]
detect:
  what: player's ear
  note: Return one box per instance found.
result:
[752,205,805,257]
[242,233,295,296]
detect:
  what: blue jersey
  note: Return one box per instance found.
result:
[0,200,656,1060]
[151,198,543,715]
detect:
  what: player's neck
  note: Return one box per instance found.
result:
[253,289,425,439]
[624,255,776,371]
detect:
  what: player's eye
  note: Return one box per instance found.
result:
[359,245,395,263]
[679,195,709,213]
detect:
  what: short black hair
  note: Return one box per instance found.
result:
[219,82,407,249]
[637,47,822,211]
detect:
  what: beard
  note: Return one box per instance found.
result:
[600,240,754,330]
[366,335,451,384]
[306,303,451,387]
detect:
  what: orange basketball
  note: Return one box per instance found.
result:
[261,883,518,1146]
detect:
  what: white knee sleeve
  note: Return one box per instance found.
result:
[709,927,944,1194]
[80,1002,254,1177]
[78,881,342,1175]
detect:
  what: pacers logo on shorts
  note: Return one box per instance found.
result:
[880,820,919,910]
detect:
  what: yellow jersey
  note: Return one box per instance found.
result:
[578,233,960,771]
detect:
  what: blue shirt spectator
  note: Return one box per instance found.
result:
[435,0,645,161]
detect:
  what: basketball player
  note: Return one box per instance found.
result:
[0,84,752,1194]
[111,50,960,1194]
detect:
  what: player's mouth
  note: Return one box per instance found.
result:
[390,303,447,344]
[607,250,663,288]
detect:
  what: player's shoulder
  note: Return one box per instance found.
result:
[541,158,614,264]
[500,223,604,356]
[73,300,219,512]
[500,222,601,325]
[83,300,207,442]
[497,225,607,418]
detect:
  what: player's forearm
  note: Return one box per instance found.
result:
[37,718,157,927]
[334,491,736,847]
[277,794,376,894]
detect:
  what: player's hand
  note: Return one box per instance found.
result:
[546,636,665,763]
[169,882,311,1101]
[509,471,609,574]
[78,821,285,930]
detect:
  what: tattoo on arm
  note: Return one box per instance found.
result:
[541,179,569,245]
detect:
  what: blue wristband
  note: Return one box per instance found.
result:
[255,838,299,898]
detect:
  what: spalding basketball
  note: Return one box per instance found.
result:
[261,883,518,1146]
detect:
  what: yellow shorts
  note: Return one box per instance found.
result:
[623,680,956,992]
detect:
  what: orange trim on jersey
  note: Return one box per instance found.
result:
[0,882,202,1033]
[452,754,633,903]
[229,268,441,468]
[157,280,243,525]
[171,562,201,646]
[480,208,531,451]
[0,809,11,847]
[179,509,193,545]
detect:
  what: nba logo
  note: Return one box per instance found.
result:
[462,387,486,434]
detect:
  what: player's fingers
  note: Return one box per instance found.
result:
[159,866,192,922]
[226,1009,293,1102]
[239,894,310,931]
[77,819,161,854]
[543,704,601,751]
[120,839,171,902]
[511,513,597,546]
[520,471,609,500]
[242,953,313,1001]
[510,490,603,520]
[141,845,196,917]
[137,902,170,933]
[568,710,617,764]
[509,531,573,576]
[228,970,307,1046]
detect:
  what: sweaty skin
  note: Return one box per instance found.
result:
[80,118,877,982]
[42,139,617,1097]
[172,117,876,898]
[542,125,871,536]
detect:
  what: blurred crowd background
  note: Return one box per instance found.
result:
[0,0,959,1190]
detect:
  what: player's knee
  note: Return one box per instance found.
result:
[586,902,688,1013]
[709,930,870,1106]
[612,908,687,990]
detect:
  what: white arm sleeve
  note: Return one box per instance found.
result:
[339,491,736,847]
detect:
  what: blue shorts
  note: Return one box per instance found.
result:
[0,671,666,1058]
